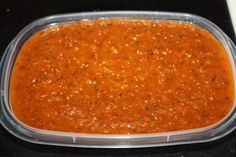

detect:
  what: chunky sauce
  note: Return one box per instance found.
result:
[10,19,234,134]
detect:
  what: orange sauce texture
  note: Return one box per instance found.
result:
[10,19,234,134]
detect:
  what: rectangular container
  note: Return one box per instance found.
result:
[1,11,236,148]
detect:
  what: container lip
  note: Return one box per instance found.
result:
[9,10,218,46]
[1,11,236,144]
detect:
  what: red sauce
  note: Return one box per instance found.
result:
[10,19,234,134]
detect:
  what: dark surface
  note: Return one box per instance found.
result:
[0,0,236,156]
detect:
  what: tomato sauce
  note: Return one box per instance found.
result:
[10,19,234,134]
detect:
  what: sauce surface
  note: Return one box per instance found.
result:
[10,19,234,134]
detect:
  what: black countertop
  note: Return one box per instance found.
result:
[0,0,236,156]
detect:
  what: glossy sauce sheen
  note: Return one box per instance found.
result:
[11,19,234,134]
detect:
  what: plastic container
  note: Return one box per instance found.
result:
[1,11,236,148]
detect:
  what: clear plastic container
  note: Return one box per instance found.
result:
[1,11,236,148]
